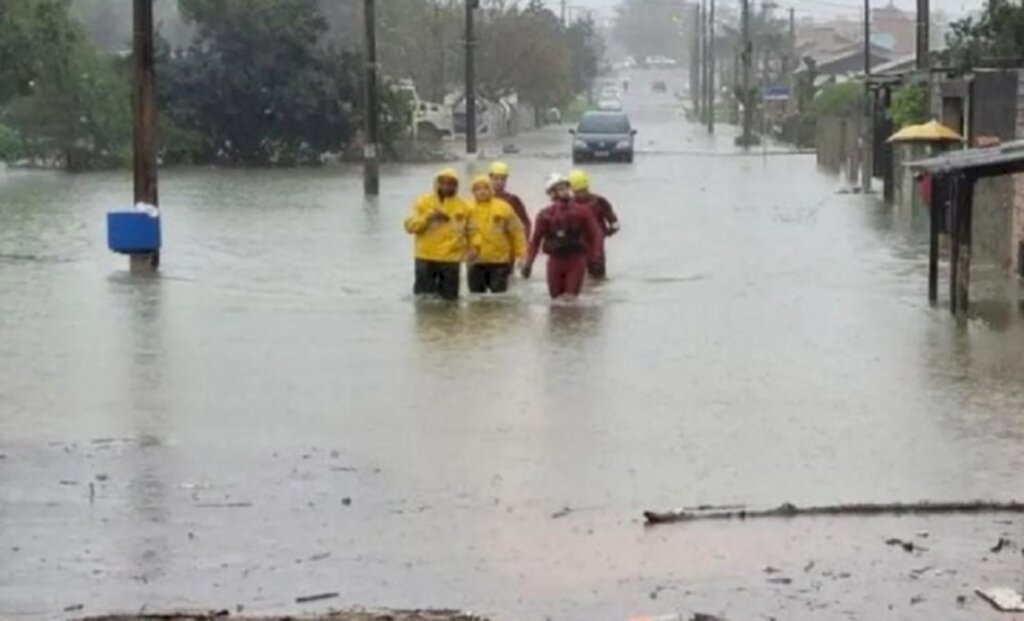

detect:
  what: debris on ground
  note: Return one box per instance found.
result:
[766,577,792,585]
[82,610,488,620]
[976,587,1024,612]
[65,604,85,612]
[990,536,1012,553]
[762,565,782,574]
[295,592,339,604]
[551,506,572,519]
[643,499,1024,525]
[884,538,923,553]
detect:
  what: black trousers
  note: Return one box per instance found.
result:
[467,263,512,293]
[414,259,460,300]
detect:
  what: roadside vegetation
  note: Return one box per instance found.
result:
[0,0,602,169]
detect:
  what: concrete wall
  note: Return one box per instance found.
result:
[971,71,1017,268]
[1013,70,1024,274]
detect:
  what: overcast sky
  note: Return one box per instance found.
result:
[543,0,986,22]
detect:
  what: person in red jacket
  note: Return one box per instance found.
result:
[489,161,531,242]
[569,169,619,279]
[521,174,604,299]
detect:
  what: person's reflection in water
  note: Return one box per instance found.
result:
[413,296,526,349]
[545,299,605,343]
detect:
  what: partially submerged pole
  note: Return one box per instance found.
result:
[927,177,940,303]
[954,175,974,319]
[131,0,158,272]
[363,0,380,196]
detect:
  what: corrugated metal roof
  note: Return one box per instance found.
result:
[908,140,1024,177]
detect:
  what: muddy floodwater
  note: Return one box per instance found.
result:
[3,71,1024,620]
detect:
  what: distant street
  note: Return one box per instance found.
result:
[2,68,1024,620]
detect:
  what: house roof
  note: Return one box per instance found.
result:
[909,140,1024,178]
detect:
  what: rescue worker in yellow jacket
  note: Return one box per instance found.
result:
[466,175,527,293]
[403,168,474,300]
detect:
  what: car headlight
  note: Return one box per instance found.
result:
[574,139,587,149]
[615,140,631,149]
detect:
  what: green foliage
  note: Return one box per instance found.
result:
[0,0,80,106]
[945,1,1024,69]
[810,82,863,118]
[889,83,929,128]
[0,123,25,161]
[1,1,132,168]
[165,0,360,165]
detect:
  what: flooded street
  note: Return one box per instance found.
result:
[3,71,1024,620]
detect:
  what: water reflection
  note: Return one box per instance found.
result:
[111,272,171,586]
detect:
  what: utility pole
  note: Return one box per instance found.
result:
[690,3,701,120]
[363,0,380,196]
[740,0,753,147]
[707,0,715,134]
[464,0,477,155]
[132,0,158,272]
[916,0,929,70]
[698,0,706,123]
[862,0,873,192]
[785,7,795,75]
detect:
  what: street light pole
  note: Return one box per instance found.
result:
[464,0,477,155]
[363,0,380,196]
[916,0,929,70]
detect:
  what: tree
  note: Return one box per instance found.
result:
[165,0,362,165]
[0,0,80,106]
[889,82,929,128]
[944,1,1024,68]
[1,0,132,168]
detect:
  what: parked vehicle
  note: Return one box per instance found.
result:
[571,111,636,164]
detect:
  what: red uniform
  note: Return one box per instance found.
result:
[526,200,603,298]
[497,190,531,240]
[574,193,618,278]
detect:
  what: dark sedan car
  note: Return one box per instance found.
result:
[571,111,636,164]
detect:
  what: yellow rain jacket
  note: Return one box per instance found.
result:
[404,191,472,262]
[468,197,527,264]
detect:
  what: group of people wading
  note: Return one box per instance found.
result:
[403,163,620,300]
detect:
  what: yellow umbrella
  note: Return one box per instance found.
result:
[887,120,964,143]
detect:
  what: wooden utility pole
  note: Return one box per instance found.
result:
[464,0,477,155]
[132,0,158,272]
[698,0,707,123]
[691,3,702,120]
[707,0,715,134]
[916,0,929,70]
[740,0,753,147]
[785,7,795,75]
[363,0,380,196]
[862,0,873,192]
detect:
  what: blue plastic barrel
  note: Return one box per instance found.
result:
[107,211,161,254]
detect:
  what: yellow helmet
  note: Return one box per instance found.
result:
[471,175,492,190]
[436,167,460,183]
[489,161,510,176]
[568,169,589,191]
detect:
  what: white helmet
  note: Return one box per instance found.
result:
[545,172,569,193]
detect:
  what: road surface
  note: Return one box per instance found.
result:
[2,69,1024,620]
